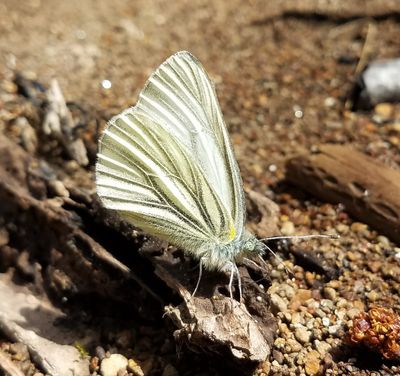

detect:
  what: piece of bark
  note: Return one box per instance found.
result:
[0,132,163,313]
[245,188,280,239]
[43,79,88,166]
[286,144,400,243]
[151,250,276,363]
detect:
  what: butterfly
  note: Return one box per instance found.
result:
[95,51,327,300]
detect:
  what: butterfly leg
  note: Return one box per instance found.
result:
[191,259,203,298]
[235,264,242,304]
[228,263,235,301]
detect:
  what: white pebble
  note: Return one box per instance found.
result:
[100,354,128,376]
[101,79,112,89]
[322,317,330,327]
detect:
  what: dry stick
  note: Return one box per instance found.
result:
[286,144,400,244]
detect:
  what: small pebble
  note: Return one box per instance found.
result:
[127,359,144,376]
[295,326,312,344]
[271,293,288,313]
[374,103,393,120]
[322,317,330,327]
[367,290,379,302]
[287,338,302,353]
[323,287,337,301]
[272,349,284,364]
[281,221,295,235]
[162,364,179,376]
[95,346,106,360]
[100,354,128,376]
[102,79,112,89]
[314,340,331,356]
[304,350,321,376]
[48,180,70,198]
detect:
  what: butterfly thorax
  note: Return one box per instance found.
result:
[196,235,265,272]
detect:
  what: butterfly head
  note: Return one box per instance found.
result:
[199,235,265,272]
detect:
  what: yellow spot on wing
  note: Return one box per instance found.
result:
[229,226,236,240]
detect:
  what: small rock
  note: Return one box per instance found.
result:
[90,357,100,372]
[305,272,315,286]
[281,221,295,235]
[322,317,330,327]
[48,180,69,198]
[291,312,304,325]
[304,350,321,376]
[127,359,144,376]
[352,300,365,311]
[328,324,341,335]
[272,350,284,364]
[367,291,379,302]
[9,342,30,361]
[377,235,390,248]
[95,346,106,360]
[350,222,368,234]
[162,364,179,376]
[16,117,38,153]
[367,260,382,273]
[374,103,394,120]
[290,289,312,309]
[274,337,286,349]
[287,338,302,353]
[270,293,287,313]
[115,329,134,348]
[314,340,331,356]
[323,287,337,301]
[100,354,128,376]
[140,357,154,375]
[295,326,312,344]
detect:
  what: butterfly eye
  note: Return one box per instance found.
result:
[245,240,255,251]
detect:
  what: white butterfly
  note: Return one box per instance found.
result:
[95,51,270,299]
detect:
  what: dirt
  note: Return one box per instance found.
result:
[1,0,400,375]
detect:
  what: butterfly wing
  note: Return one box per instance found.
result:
[96,51,246,253]
[137,51,246,238]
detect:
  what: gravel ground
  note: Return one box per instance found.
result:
[1,1,400,375]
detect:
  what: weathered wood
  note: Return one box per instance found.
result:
[146,247,277,363]
[0,132,163,315]
[0,275,91,376]
[286,144,400,244]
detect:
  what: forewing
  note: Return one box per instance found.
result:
[96,108,234,251]
[137,51,246,238]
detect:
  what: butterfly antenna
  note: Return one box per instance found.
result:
[260,243,293,277]
[192,260,203,298]
[260,234,340,242]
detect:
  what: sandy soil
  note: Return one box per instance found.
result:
[1,0,400,375]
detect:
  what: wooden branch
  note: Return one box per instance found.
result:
[286,144,400,244]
